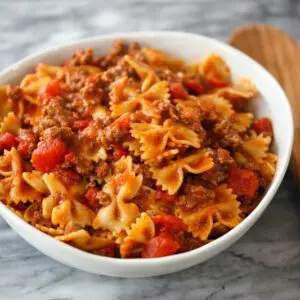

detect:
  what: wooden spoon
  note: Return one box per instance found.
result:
[229,24,300,179]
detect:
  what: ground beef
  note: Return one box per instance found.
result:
[195,148,234,188]
[211,119,242,149]
[63,69,91,92]
[173,103,203,133]
[100,40,130,69]
[95,162,110,181]
[97,124,129,147]
[39,126,76,147]
[38,96,73,130]
[177,184,216,211]
[74,156,95,176]
[68,48,94,66]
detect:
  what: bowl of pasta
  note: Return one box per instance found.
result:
[0,31,293,277]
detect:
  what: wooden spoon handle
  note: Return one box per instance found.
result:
[229,24,300,180]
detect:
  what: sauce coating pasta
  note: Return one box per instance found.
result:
[0,40,277,258]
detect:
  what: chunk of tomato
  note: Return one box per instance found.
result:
[38,80,61,103]
[142,232,180,258]
[227,166,259,197]
[32,138,67,172]
[85,188,99,210]
[206,78,229,88]
[183,79,204,95]
[169,82,188,100]
[152,215,187,232]
[0,132,18,152]
[252,117,273,137]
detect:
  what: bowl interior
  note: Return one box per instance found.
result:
[0,32,293,277]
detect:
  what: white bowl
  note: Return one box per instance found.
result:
[0,31,293,277]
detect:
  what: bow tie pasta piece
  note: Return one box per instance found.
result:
[131,120,200,161]
[4,148,42,204]
[163,119,201,148]
[230,112,254,132]
[131,123,169,160]
[142,47,185,71]
[216,78,257,100]
[0,112,21,135]
[120,212,155,258]
[51,198,95,229]
[125,212,155,244]
[22,171,48,194]
[92,181,140,233]
[42,173,95,229]
[111,81,169,119]
[176,184,241,240]
[234,131,271,168]
[93,156,142,233]
[151,150,214,195]
[198,95,234,120]
[125,55,158,92]
[216,78,257,110]
[109,76,139,105]
[141,81,170,102]
[199,54,231,87]
[56,229,114,251]
[124,139,142,156]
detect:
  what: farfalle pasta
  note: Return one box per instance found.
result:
[0,40,277,258]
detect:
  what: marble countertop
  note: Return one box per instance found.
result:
[1,0,300,299]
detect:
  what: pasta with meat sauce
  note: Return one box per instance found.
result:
[0,40,276,258]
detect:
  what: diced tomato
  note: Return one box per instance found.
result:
[227,166,259,197]
[16,131,35,158]
[56,169,81,187]
[112,114,130,130]
[64,151,75,163]
[112,145,129,161]
[206,78,229,88]
[38,80,61,103]
[85,188,99,210]
[142,232,180,258]
[183,79,204,95]
[156,186,178,202]
[32,138,67,172]
[152,215,187,232]
[73,120,90,130]
[0,132,18,152]
[252,117,273,137]
[169,82,188,100]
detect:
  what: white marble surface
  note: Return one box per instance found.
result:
[1,0,300,299]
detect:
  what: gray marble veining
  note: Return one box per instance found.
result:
[0,0,300,299]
